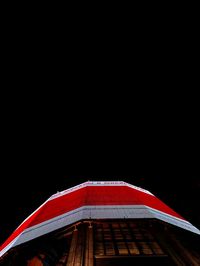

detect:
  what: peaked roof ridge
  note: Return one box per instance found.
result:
[49,181,125,200]
[50,180,153,201]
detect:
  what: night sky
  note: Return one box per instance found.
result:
[1,8,199,254]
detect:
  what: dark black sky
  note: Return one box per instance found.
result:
[1,7,199,251]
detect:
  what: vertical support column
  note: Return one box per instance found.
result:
[66,225,85,266]
[84,223,94,266]
[150,224,186,265]
[74,226,84,266]
[66,228,78,266]
[167,232,200,266]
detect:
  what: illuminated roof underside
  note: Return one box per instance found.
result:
[0,181,199,257]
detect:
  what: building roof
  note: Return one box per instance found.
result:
[0,181,199,257]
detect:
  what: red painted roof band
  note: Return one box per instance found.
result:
[0,185,184,253]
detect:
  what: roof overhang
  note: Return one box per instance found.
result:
[0,181,199,258]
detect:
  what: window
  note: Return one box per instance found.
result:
[94,221,165,257]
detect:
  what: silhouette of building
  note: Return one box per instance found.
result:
[0,181,200,265]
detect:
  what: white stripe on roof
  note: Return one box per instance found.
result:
[1,204,199,258]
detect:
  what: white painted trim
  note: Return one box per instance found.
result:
[49,181,89,200]
[124,182,154,195]
[0,234,22,258]
[20,204,199,237]
[1,204,199,258]
[16,197,51,229]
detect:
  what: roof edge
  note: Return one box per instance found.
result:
[50,181,153,200]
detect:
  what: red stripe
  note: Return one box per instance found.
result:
[0,207,42,252]
[29,186,183,227]
[0,185,184,253]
